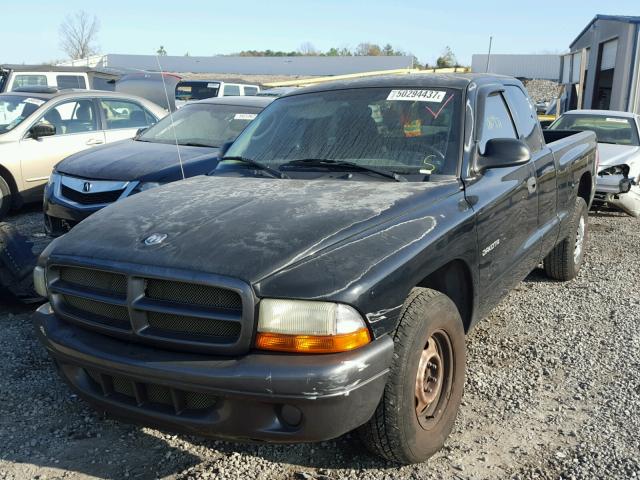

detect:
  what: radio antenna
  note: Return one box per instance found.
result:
[155,55,185,180]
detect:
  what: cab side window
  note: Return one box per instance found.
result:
[480,93,517,153]
[13,75,48,89]
[504,86,543,152]
[243,86,258,95]
[223,84,241,96]
[36,99,98,135]
[99,99,156,130]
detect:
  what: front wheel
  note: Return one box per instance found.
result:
[358,288,466,464]
[543,197,588,281]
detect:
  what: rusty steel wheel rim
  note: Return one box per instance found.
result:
[415,330,453,429]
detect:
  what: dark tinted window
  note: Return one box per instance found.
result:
[56,75,86,89]
[92,76,115,91]
[480,93,517,152]
[176,81,220,101]
[504,85,543,151]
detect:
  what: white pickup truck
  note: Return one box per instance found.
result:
[0,65,119,93]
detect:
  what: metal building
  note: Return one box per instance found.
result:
[560,15,640,113]
[59,54,415,76]
[471,54,560,80]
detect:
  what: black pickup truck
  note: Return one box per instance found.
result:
[33,74,597,464]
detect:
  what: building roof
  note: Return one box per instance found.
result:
[571,14,640,48]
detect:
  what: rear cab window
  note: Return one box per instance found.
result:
[176,81,220,101]
[243,86,259,96]
[223,84,241,96]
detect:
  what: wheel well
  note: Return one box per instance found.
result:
[577,172,592,206]
[417,260,474,333]
[0,165,18,195]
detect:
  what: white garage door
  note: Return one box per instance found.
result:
[601,39,618,71]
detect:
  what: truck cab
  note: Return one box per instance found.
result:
[0,65,119,93]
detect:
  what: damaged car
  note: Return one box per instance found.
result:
[549,110,640,217]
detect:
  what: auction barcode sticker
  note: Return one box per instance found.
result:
[234,113,257,120]
[605,117,627,123]
[387,89,446,103]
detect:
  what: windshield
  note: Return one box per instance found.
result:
[550,114,640,146]
[175,81,220,102]
[0,94,46,134]
[225,87,462,178]
[138,103,262,148]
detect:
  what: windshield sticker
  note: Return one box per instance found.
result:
[234,113,257,120]
[207,83,220,89]
[605,117,627,123]
[24,98,45,107]
[387,89,446,103]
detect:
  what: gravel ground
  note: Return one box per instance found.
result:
[0,207,638,480]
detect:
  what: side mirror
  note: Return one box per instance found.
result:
[30,123,56,139]
[219,141,233,158]
[476,138,531,172]
[135,127,148,137]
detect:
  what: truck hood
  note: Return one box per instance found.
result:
[55,139,219,182]
[47,175,457,284]
[597,143,640,169]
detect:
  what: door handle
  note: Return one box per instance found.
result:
[86,138,104,145]
[526,177,537,194]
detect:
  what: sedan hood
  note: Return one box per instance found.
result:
[597,143,640,168]
[55,139,219,182]
[47,176,457,284]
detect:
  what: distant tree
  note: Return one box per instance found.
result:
[184,52,190,56]
[59,11,100,60]
[326,47,340,56]
[436,46,457,68]
[339,47,353,56]
[157,46,167,56]
[298,42,318,55]
[356,42,382,56]
[383,43,395,56]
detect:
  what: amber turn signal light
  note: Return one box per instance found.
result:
[255,328,371,354]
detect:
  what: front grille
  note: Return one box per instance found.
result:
[146,279,242,310]
[147,311,242,338]
[61,185,124,205]
[59,267,127,295]
[49,263,249,354]
[63,294,130,324]
[84,368,217,414]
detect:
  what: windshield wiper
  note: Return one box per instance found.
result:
[281,158,407,182]
[219,156,289,179]
[180,142,217,148]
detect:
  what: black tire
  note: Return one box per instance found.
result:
[358,288,466,464]
[0,176,11,221]
[543,197,588,281]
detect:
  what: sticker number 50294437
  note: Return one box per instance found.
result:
[387,90,446,103]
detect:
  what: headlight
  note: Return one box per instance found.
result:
[132,182,161,194]
[255,299,371,353]
[47,172,59,187]
[599,164,629,177]
[33,266,48,298]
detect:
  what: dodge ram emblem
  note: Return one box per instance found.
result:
[143,233,168,246]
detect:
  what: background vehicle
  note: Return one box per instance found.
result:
[549,110,640,216]
[44,95,273,235]
[0,88,165,219]
[33,74,596,464]
[116,73,260,111]
[0,64,119,93]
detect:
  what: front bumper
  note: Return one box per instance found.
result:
[34,304,393,442]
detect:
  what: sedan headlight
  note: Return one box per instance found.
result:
[256,299,371,353]
[132,182,162,194]
[33,266,48,298]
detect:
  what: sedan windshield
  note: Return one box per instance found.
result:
[0,94,46,134]
[550,114,640,146]
[138,103,261,148]
[225,87,462,179]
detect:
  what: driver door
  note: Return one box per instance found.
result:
[19,98,104,199]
